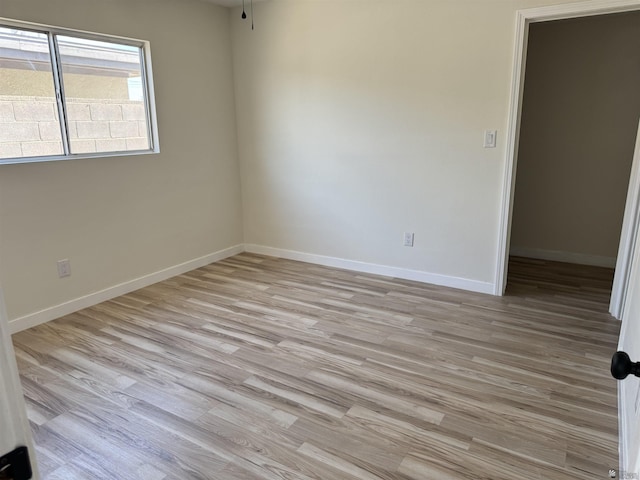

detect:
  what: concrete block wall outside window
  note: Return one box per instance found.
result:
[0,20,158,163]
[0,96,149,158]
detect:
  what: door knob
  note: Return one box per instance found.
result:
[611,351,640,380]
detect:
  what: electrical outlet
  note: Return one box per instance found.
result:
[403,232,414,247]
[57,259,71,278]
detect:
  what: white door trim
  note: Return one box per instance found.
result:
[0,288,39,479]
[611,120,640,319]
[494,0,640,296]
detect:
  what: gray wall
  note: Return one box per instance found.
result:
[0,0,244,320]
[510,12,640,265]
[231,0,583,289]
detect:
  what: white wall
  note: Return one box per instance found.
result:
[0,0,243,323]
[511,12,640,266]
[231,0,600,290]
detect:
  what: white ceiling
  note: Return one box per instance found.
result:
[203,0,266,7]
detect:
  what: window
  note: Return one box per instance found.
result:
[0,19,158,164]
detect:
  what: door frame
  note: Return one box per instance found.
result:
[494,0,640,299]
[0,288,39,479]
[611,120,640,319]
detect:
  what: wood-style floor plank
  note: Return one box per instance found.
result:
[12,254,620,479]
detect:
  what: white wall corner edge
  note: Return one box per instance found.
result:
[244,244,495,295]
[8,244,245,335]
[510,246,617,268]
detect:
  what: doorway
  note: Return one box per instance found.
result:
[495,0,640,312]
[507,12,640,302]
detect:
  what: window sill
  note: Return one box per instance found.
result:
[0,148,160,166]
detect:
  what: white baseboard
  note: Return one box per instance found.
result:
[244,244,495,295]
[509,247,617,268]
[8,244,244,334]
[10,243,496,334]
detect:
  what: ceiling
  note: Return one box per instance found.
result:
[203,0,266,7]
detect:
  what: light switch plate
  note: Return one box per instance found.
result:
[484,130,497,148]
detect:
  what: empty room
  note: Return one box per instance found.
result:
[0,0,638,479]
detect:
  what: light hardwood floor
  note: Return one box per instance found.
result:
[12,254,620,479]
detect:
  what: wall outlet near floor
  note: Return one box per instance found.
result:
[403,232,414,247]
[57,259,71,278]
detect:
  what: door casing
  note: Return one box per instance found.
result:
[0,288,39,479]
